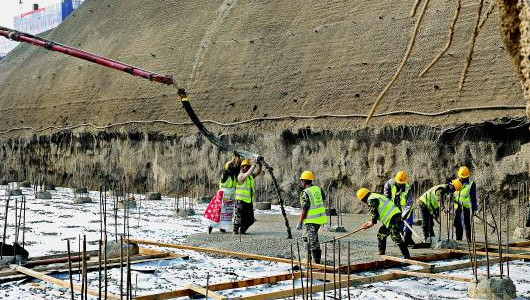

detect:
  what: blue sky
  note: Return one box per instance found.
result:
[0,0,59,27]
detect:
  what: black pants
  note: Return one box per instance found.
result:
[233,201,255,234]
[454,207,471,241]
[419,202,435,240]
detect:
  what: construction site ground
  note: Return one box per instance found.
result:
[0,184,529,299]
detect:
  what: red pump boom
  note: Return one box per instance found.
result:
[0,26,174,86]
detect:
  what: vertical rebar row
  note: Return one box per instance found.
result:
[470,209,478,283]
[483,199,490,278]
[347,241,351,300]
[338,240,341,299]
[296,241,305,300]
[67,240,74,300]
[333,238,336,299]
[498,199,504,279]
[290,244,296,300]
[506,195,510,278]
[323,243,327,300]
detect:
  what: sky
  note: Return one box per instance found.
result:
[0,0,59,28]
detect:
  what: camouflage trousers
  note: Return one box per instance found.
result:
[304,223,321,251]
[377,214,405,246]
[233,201,255,234]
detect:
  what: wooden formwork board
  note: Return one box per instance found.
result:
[186,284,228,300]
[238,256,510,299]
[389,270,474,282]
[134,250,479,300]
[13,265,122,300]
[0,246,177,284]
[380,255,435,268]
[127,238,518,300]
[127,238,336,271]
[450,249,530,260]
[337,251,463,273]
[135,273,301,300]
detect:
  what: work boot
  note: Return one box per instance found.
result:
[220,229,226,233]
[312,249,322,264]
[398,243,411,259]
[404,232,415,247]
[208,226,213,234]
[378,238,387,255]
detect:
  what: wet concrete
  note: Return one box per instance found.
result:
[184,213,445,264]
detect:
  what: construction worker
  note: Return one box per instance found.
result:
[357,188,411,259]
[453,166,478,242]
[383,171,414,246]
[233,158,262,234]
[296,171,327,264]
[418,179,463,241]
[207,156,240,233]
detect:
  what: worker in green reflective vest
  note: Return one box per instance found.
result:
[453,166,478,242]
[296,171,327,264]
[383,171,414,246]
[417,179,462,241]
[357,188,410,258]
[233,158,262,234]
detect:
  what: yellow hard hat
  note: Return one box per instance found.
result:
[452,179,463,191]
[457,166,470,179]
[300,171,315,181]
[356,188,370,202]
[394,171,409,184]
[241,159,252,167]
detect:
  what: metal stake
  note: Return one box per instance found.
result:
[67,240,75,300]
[296,241,305,300]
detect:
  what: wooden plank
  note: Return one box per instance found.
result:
[240,256,513,299]
[186,284,228,300]
[240,272,402,300]
[450,249,530,260]
[13,265,121,300]
[381,255,435,269]
[390,270,474,282]
[337,251,462,273]
[309,272,361,281]
[135,272,301,300]
[127,238,335,271]
[138,246,184,258]
[0,252,173,284]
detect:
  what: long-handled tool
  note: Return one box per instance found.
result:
[322,227,364,243]
[402,221,431,249]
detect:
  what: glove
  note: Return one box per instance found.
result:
[362,221,374,229]
[296,223,303,231]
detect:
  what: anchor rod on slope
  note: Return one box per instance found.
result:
[0,26,293,239]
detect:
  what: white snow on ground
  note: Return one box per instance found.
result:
[0,184,529,299]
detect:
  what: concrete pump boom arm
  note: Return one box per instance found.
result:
[0,26,174,85]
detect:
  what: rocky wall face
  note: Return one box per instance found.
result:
[0,120,528,213]
[497,0,530,117]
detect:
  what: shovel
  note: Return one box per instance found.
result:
[402,221,431,249]
[321,226,364,244]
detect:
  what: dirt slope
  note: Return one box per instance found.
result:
[0,0,525,135]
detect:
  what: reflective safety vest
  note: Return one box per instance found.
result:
[391,182,411,209]
[235,175,255,203]
[300,186,327,225]
[219,176,236,201]
[368,193,401,228]
[453,180,473,209]
[419,184,445,214]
